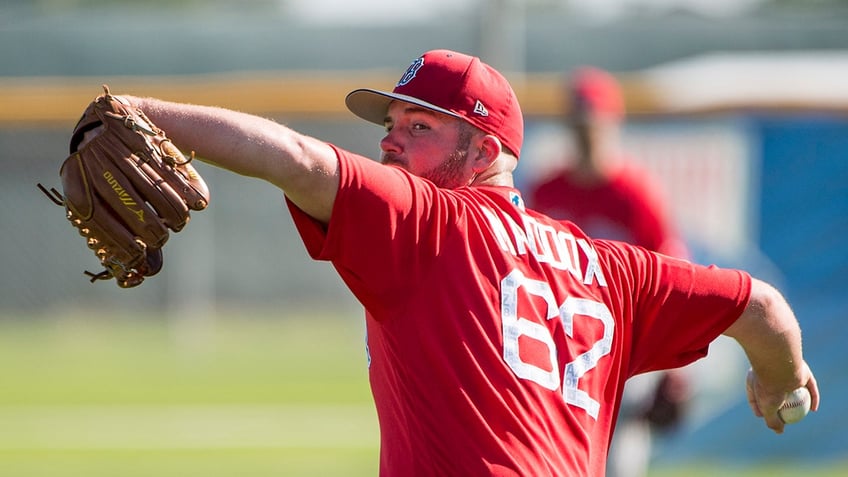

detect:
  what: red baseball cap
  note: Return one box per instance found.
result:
[345,49,524,158]
[569,66,625,120]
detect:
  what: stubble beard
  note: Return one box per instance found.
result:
[421,126,474,189]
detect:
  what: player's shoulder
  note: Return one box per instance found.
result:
[590,237,659,270]
[608,163,668,203]
[609,161,654,184]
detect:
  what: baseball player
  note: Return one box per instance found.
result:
[120,49,819,475]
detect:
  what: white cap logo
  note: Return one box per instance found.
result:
[473,100,489,117]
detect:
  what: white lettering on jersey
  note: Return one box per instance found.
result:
[577,238,607,287]
[501,269,614,419]
[482,206,607,287]
[502,269,561,390]
[484,207,518,256]
[560,296,614,418]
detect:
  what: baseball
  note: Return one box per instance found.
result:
[778,387,811,424]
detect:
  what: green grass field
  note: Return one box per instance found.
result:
[0,310,378,477]
[0,310,844,476]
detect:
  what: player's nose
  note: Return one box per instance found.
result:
[379,132,402,155]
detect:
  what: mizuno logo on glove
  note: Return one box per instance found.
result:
[103,170,144,222]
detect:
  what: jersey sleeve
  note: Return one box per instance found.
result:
[286,145,457,318]
[596,239,752,375]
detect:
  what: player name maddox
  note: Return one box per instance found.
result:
[482,206,607,288]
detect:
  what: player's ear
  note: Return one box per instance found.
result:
[471,134,503,172]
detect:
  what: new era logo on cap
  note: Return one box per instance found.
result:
[345,49,524,158]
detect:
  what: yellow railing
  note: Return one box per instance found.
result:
[0,71,647,125]
[4,70,839,126]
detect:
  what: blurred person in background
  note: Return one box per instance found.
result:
[526,66,691,477]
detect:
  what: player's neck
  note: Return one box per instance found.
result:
[472,170,515,188]
[469,153,517,188]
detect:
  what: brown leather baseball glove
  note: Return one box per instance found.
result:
[39,85,209,288]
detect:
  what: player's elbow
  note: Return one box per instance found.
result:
[723,278,791,342]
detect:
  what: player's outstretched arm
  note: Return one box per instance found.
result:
[125,96,339,224]
[722,278,820,434]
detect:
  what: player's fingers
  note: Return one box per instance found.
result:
[745,384,762,417]
[806,371,821,412]
[765,410,786,434]
[745,369,763,417]
[759,386,788,433]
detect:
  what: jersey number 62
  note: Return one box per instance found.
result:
[501,269,614,419]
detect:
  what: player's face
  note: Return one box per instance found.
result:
[380,101,476,189]
[570,111,621,164]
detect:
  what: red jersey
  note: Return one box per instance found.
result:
[289,146,750,476]
[529,162,688,258]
